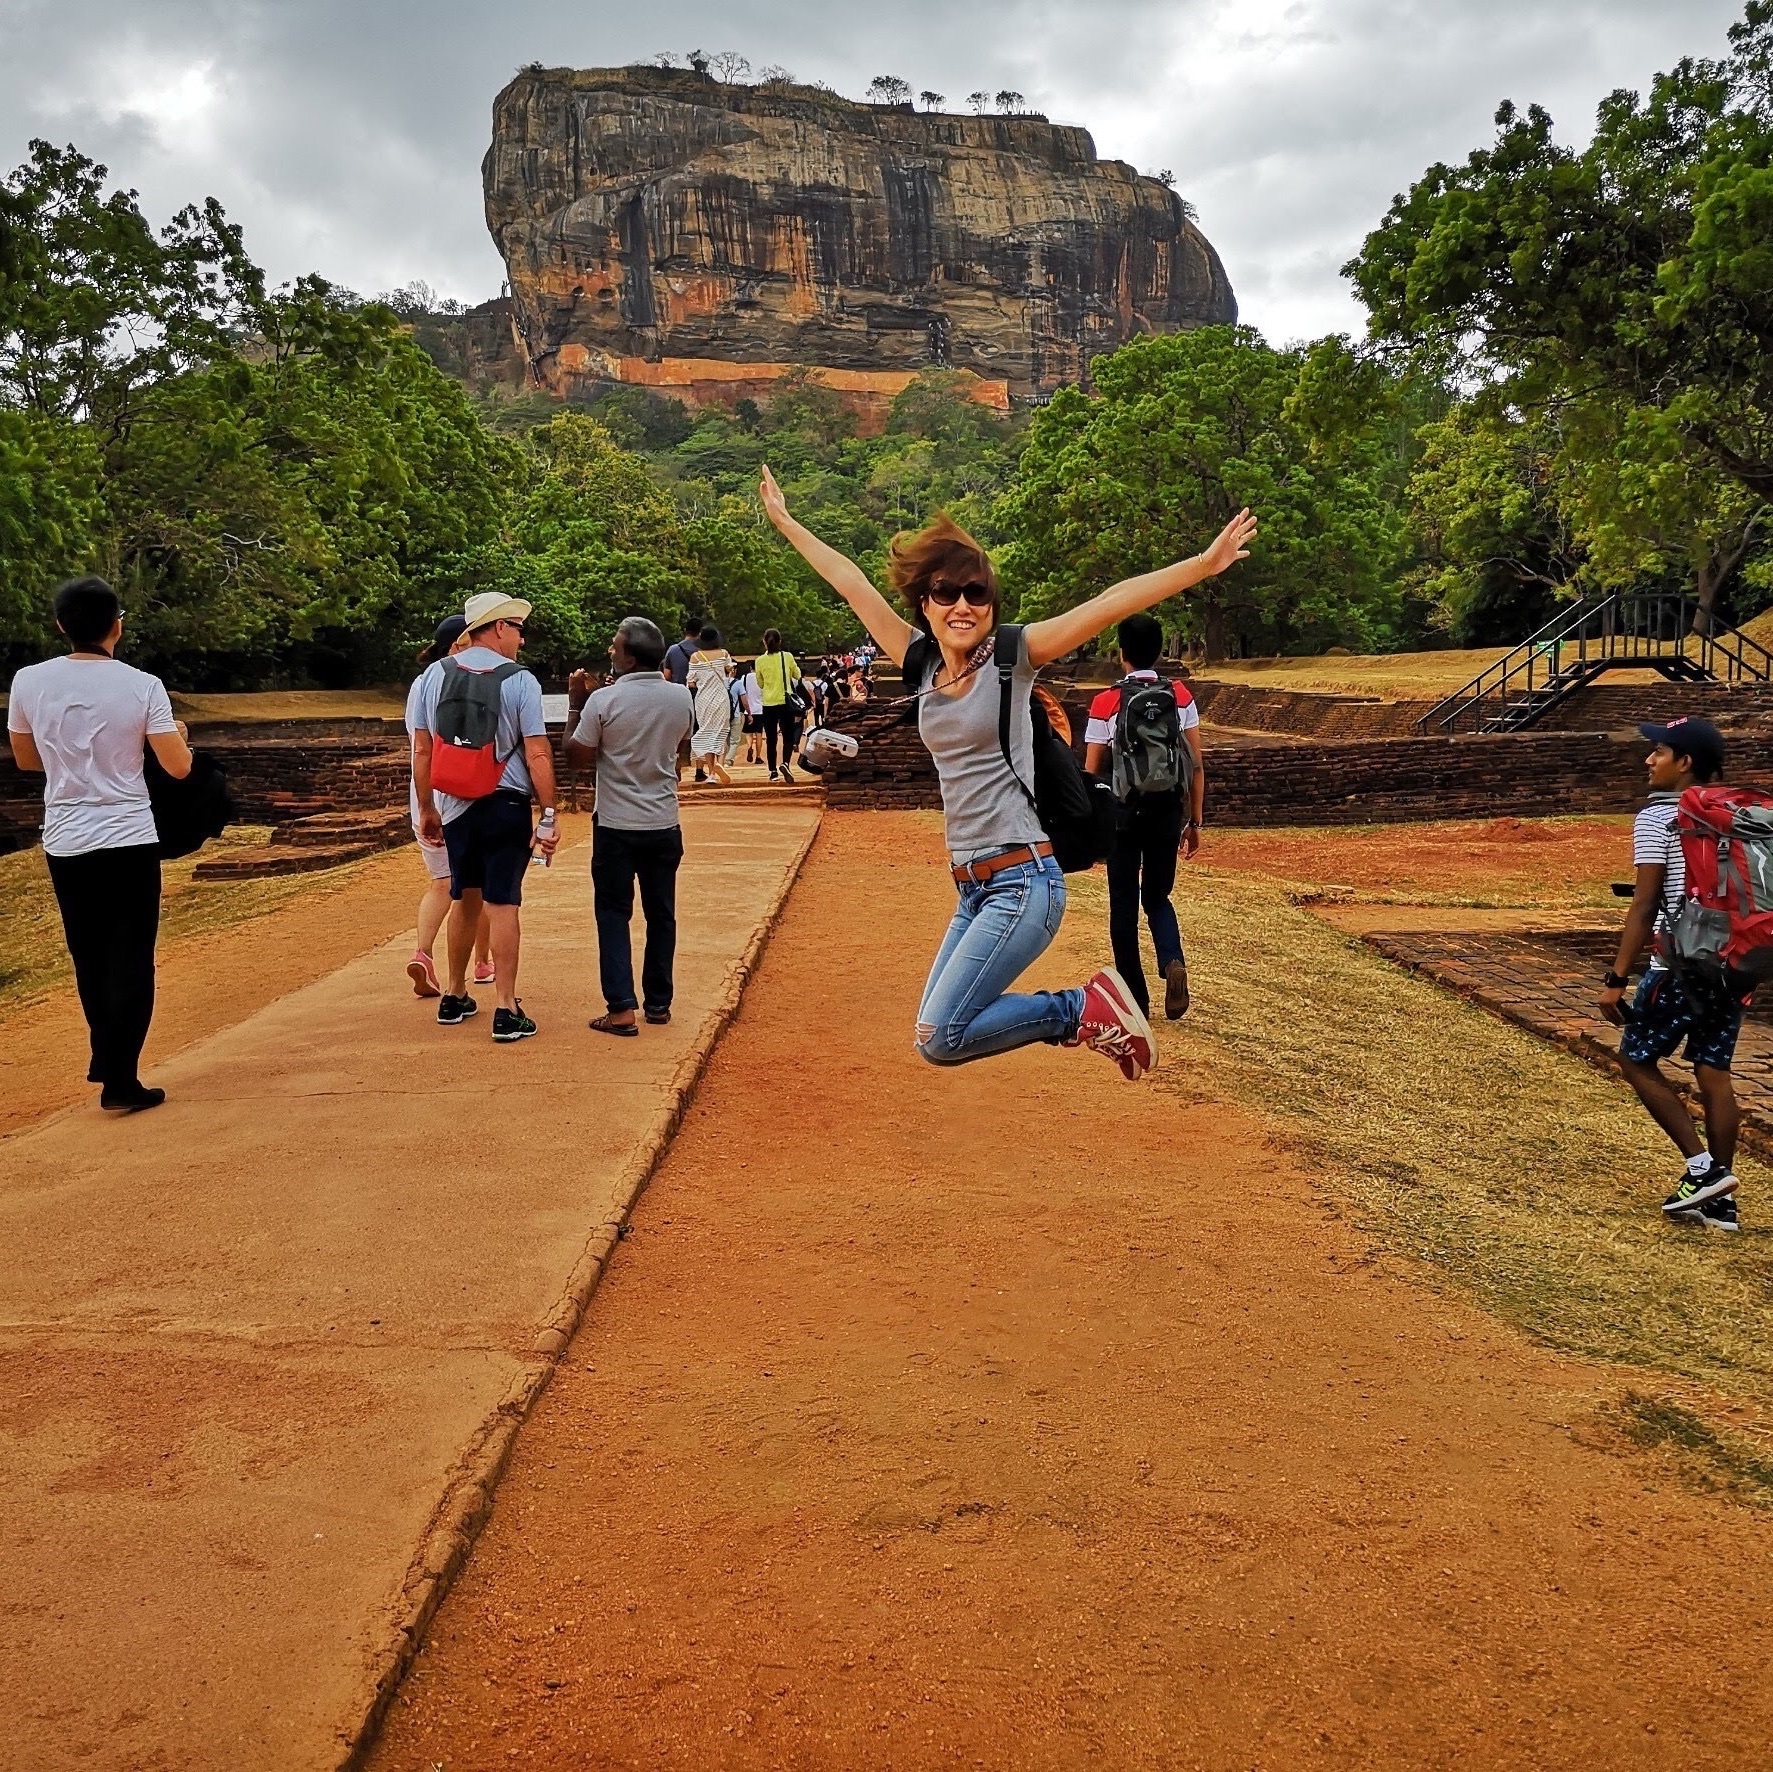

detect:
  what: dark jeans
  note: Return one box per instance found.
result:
[1105,794,1186,1017]
[46,841,162,1091]
[591,822,684,1014]
[760,704,800,772]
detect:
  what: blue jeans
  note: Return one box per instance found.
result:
[915,855,1085,1065]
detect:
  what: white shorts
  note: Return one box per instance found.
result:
[415,827,451,881]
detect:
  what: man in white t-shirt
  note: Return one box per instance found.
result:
[1599,717,1744,1229]
[7,577,193,1111]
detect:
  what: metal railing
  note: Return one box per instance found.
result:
[1417,592,1773,735]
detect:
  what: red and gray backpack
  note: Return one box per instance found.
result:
[429,657,521,800]
[1665,783,1773,986]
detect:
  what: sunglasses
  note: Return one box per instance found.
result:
[500,618,526,633]
[925,581,994,608]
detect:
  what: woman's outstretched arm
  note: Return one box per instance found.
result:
[1023,509,1259,669]
[761,466,918,666]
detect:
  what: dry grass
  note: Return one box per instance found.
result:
[169,688,407,723]
[0,829,379,1019]
[1196,649,1509,700]
[1069,864,1773,1421]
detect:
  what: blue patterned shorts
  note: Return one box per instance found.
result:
[1620,968,1744,1073]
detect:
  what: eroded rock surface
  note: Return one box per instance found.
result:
[482,67,1236,406]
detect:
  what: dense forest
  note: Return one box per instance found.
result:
[3,3,1770,686]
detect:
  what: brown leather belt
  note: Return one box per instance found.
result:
[951,841,1054,886]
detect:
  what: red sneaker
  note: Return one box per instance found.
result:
[473,960,496,987]
[406,950,441,999]
[1071,968,1155,1080]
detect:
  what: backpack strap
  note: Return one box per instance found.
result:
[993,624,1039,813]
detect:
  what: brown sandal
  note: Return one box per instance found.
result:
[589,1014,639,1037]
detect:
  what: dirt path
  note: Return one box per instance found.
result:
[368,810,1773,1771]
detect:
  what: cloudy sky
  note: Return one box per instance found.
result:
[0,0,1746,343]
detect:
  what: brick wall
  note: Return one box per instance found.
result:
[820,697,1773,826]
[1187,677,1773,740]
[0,733,412,854]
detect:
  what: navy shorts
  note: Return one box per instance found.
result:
[1620,967,1744,1073]
[442,791,533,907]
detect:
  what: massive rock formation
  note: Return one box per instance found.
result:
[482,66,1236,412]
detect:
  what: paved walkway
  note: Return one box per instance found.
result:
[0,804,818,1772]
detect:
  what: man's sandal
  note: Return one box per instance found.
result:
[588,1014,639,1037]
[645,1008,671,1025]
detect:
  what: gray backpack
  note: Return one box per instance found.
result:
[1111,677,1192,802]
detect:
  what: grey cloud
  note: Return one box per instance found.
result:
[0,0,1749,341]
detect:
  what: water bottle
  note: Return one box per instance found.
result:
[531,806,557,868]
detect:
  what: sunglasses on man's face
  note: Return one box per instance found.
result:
[925,581,993,609]
[501,618,526,634]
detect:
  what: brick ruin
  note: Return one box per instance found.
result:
[7,679,1773,863]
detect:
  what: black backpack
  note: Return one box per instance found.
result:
[904,625,1113,873]
[144,746,234,860]
[1111,676,1191,802]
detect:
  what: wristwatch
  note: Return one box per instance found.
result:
[1603,970,1629,989]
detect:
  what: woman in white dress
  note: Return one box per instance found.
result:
[687,624,735,785]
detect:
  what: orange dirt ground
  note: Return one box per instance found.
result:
[365,811,1773,1771]
[1205,815,1629,904]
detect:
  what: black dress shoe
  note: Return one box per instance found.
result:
[101,1085,166,1113]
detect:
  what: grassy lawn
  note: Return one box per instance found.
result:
[1071,819,1773,1496]
[1194,648,1508,699]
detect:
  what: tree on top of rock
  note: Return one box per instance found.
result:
[995,90,1025,114]
[867,75,913,106]
[920,90,946,111]
[968,91,990,115]
[711,52,750,83]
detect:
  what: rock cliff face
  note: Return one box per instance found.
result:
[483,67,1236,410]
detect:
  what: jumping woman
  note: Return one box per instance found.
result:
[760,466,1256,1079]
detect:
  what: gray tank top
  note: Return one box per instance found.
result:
[916,639,1048,861]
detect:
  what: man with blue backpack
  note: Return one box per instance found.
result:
[1083,614,1205,1021]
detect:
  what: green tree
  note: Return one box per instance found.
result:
[1347,2,1773,627]
[997,327,1407,660]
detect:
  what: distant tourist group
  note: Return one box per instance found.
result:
[3,515,1761,1234]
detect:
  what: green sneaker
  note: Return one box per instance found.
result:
[1662,1162,1737,1218]
[492,1001,537,1042]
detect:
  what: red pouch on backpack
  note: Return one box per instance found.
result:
[1670,784,1773,985]
[429,658,520,800]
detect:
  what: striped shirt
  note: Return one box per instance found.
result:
[1633,791,1686,969]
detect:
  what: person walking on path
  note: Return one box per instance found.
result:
[761,467,1255,1077]
[404,614,491,999]
[7,576,192,1111]
[1083,613,1205,1021]
[663,615,703,686]
[739,662,766,764]
[755,627,804,783]
[687,625,736,786]
[1599,717,1745,1230]
[563,617,695,1036]
[412,591,559,1041]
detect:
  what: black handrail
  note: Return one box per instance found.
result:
[1417,593,1773,735]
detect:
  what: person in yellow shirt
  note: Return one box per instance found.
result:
[755,626,804,782]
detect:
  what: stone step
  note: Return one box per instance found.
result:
[193,840,387,880]
[272,809,410,847]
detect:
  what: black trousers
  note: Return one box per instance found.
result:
[46,841,162,1091]
[591,822,684,1013]
[760,704,800,772]
[1105,794,1187,1017]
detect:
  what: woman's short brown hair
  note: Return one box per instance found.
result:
[886,512,1000,632]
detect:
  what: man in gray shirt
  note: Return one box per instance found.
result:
[564,616,695,1035]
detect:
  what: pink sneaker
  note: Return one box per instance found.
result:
[406,950,441,999]
[473,960,496,987]
[1070,968,1155,1080]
